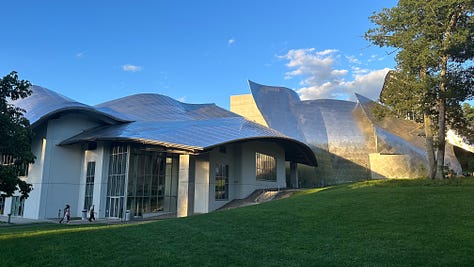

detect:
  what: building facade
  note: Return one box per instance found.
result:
[231,81,471,186]
[1,86,316,220]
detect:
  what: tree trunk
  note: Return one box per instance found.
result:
[435,96,446,179]
[424,113,436,179]
[435,9,461,179]
[420,68,436,179]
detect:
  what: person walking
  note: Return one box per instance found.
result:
[88,205,95,222]
[59,204,71,224]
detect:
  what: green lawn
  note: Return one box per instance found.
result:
[2,178,474,266]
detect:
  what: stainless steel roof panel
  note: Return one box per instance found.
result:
[11,85,316,166]
[95,93,238,122]
[9,85,130,126]
[60,117,288,149]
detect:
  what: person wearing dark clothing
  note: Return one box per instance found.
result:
[88,205,95,222]
[59,204,70,224]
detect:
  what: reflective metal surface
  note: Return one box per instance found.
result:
[10,85,316,166]
[11,85,130,127]
[248,80,466,183]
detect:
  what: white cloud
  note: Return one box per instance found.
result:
[122,64,142,72]
[280,48,390,101]
[341,68,391,100]
[346,55,361,64]
[281,48,344,85]
[317,49,338,56]
[76,51,85,59]
[228,38,235,46]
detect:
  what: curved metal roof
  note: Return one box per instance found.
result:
[11,85,317,166]
[95,93,238,121]
[9,86,130,127]
[249,80,368,148]
[248,80,306,141]
[248,80,469,178]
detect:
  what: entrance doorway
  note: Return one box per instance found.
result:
[106,197,124,219]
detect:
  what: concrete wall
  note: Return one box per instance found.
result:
[15,124,48,219]
[237,141,286,197]
[207,144,237,212]
[205,141,286,212]
[194,157,210,214]
[20,113,102,219]
[230,94,268,127]
[79,143,107,219]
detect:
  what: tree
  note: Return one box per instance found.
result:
[366,0,474,178]
[0,71,35,198]
[463,103,474,123]
[458,102,474,144]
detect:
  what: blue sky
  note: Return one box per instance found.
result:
[1,0,400,108]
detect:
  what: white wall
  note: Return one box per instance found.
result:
[206,141,286,212]
[78,143,106,218]
[16,124,47,219]
[22,113,102,219]
[194,157,210,214]
[236,141,286,198]
[207,145,236,212]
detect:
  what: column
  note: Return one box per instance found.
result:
[290,161,299,189]
[177,155,195,217]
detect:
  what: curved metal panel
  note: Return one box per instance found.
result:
[95,93,238,122]
[248,81,375,183]
[9,85,130,126]
[13,85,316,166]
[61,117,286,148]
[247,81,468,181]
[249,80,306,141]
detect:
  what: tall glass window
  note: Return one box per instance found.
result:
[127,149,178,218]
[106,145,128,218]
[215,164,229,200]
[163,156,179,212]
[128,151,165,216]
[256,152,277,181]
[83,161,96,210]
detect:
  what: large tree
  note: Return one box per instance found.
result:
[366,0,474,178]
[0,71,35,198]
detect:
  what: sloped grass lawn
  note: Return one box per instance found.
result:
[2,178,474,266]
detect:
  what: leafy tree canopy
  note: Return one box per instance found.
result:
[366,0,474,178]
[0,71,35,198]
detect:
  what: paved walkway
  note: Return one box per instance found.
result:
[0,215,51,225]
[0,212,177,226]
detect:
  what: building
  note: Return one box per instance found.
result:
[1,86,316,220]
[231,81,472,186]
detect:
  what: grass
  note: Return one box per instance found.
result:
[2,177,474,266]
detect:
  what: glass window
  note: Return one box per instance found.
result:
[127,150,176,217]
[256,152,277,181]
[215,164,229,200]
[106,145,128,218]
[83,161,96,210]
[1,151,28,177]
[10,196,25,216]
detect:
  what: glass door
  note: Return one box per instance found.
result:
[10,196,24,216]
[106,197,124,219]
